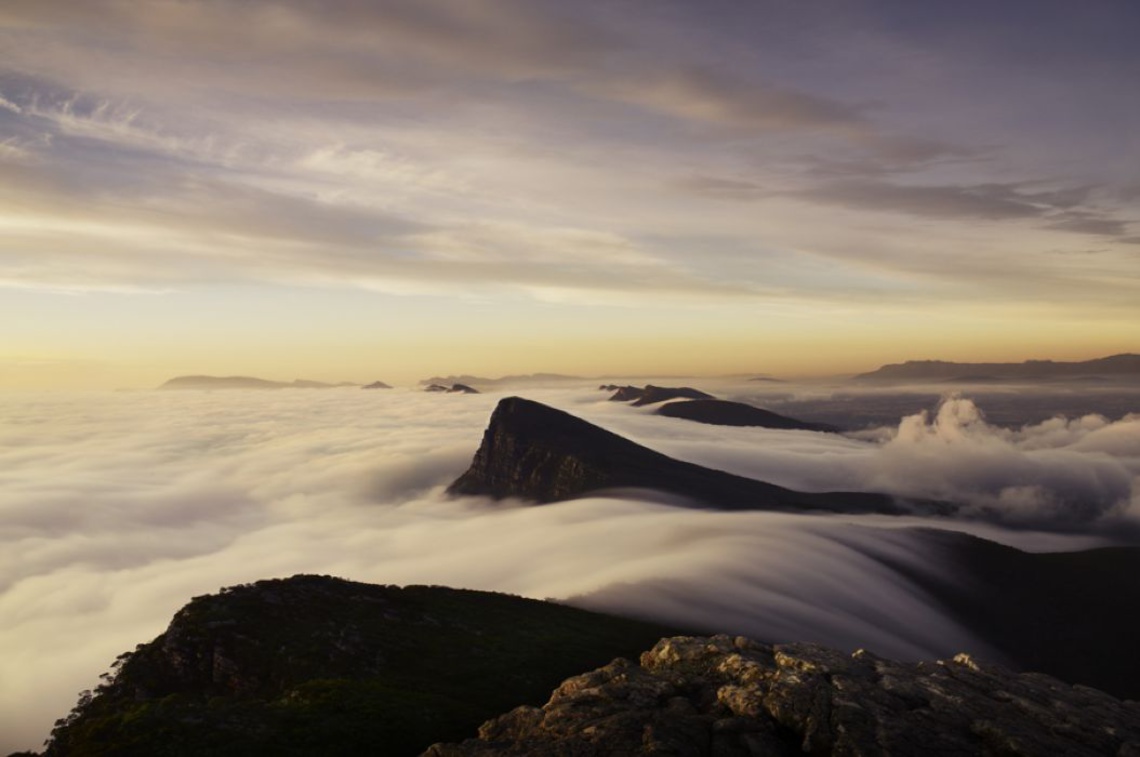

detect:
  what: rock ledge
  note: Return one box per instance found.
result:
[426,635,1140,756]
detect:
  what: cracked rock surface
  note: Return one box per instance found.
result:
[424,635,1140,756]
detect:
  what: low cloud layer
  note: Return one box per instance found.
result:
[2,386,1136,752]
[869,397,1138,524]
[575,389,1139,527]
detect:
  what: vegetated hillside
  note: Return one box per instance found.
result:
[885,528,1140,700]
[40,576,680,757]
[33,549,1140,755]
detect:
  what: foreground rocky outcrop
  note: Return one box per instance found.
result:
[426,635,1140,756]
[657,399,839,432]
[447,397,918,514]
[31,566,1140,756]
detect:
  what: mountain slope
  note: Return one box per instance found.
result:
[447,397,914,515]
[34,541,1140,756]
[606,384,715,406]
[657,398,840,432]
[881,528,1140,699]
[40,576,679,757]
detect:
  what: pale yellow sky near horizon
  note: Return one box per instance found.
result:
[1,2,1137,389]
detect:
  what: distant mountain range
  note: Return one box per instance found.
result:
[159,376,364,390]
[603,384,714,406]
[418,373,582,388]
[856,354,1140,382]
[424,383,480,394]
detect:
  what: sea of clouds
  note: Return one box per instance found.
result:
[2,384,1137,752]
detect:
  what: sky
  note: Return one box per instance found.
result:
[1,0,1138,388]
[2,384,1137,751]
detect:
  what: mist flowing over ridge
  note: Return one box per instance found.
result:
[34,575,1140,756]
[2,384,1139,752]
[447,396,910,514]
[3,0,1139,747]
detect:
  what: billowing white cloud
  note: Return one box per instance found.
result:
[866,398,1137,522]
[569,389,1140,526]
[1,385,1134,752]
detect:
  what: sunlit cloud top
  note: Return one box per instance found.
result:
[1,1,1138,386]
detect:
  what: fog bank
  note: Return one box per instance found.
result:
[1,386,1135,752]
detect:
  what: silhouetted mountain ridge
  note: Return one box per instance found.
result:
[657,398,840,432]
[606,384,715,406]
[159,376,360,390]
[425,383,480,394]
[447,397,912,514]
[419,373,581,388]
[857,354,1140,381]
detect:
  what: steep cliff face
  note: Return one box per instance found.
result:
[446,397,910,514]
[426,635,1140,756]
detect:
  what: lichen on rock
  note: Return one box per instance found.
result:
[425,635,1140,756]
